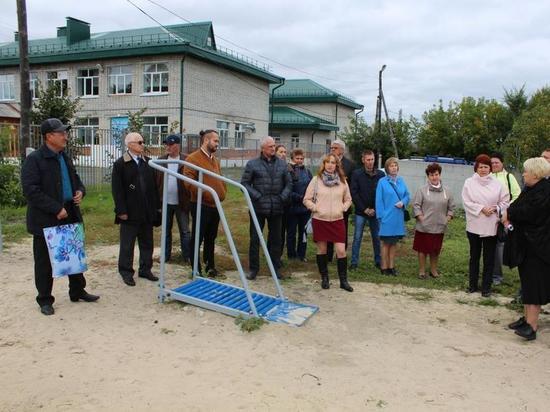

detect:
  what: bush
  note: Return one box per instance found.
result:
[0,163,26,207]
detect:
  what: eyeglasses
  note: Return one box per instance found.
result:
[131,141,144,145]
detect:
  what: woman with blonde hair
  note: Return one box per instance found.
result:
[304,154,353,291]
[375,157,410,276]
[502,157,550,341]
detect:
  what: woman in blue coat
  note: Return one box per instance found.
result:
[375,157,410,275]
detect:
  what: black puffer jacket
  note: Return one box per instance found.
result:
[241,154,292,216]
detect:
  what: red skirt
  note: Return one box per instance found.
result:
[412,231,444,255]
[312,218,346,243]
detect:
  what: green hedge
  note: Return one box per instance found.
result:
[0,163,26,207]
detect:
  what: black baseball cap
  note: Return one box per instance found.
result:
[40,118,71,136]
[163,134,181,145]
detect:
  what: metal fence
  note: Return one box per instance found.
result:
[1,123,330,187]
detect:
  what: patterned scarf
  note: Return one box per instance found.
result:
[322,171,340,187]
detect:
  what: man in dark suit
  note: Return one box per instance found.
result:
[327,138,356,261]
[112,132,160,286]
[21,118,99,316]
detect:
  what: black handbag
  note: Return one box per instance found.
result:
[496,222,508,242]
[389,180,410,221]
[503,227,525,269]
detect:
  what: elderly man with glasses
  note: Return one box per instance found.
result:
[112,132,161,286]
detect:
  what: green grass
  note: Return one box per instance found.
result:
[1,185,522,298]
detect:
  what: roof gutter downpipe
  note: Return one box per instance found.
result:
[269,79,285,135]
[179,55,186,135]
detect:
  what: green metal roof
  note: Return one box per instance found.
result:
[270,79,363,109]
[270,106,339,131]
[0,20,282,83]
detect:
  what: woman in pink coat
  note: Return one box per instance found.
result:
[461,154,509,297]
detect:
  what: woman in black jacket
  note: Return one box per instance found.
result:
[502,157,550,341]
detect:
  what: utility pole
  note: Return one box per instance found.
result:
[17,0,31,160]
[377,64,399,163]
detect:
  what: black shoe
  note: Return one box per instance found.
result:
[40,304,54,316]
[514,323,537,341]
[139,273,159,282]
[481,291,491,298]
[349,264,358,271]
[122,276,136,286]
[375,262,381,269]
[206,267,218,277]
[246,270,258,280]
[467,287,478,294]
[508,316,527,330]
[389,268,398,276]
[70,291,100,302]
[299,257,308,263]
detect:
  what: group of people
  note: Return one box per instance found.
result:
[21,117,550,342]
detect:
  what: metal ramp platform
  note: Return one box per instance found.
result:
[150,158,319,327]
[169,277,318,327]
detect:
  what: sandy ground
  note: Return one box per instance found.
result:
[1,240,549,411]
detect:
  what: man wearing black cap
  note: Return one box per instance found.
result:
[21,118,99,316]
[112,132,161,286]
[155,134,191,263]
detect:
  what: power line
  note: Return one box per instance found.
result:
[144,0,375,84]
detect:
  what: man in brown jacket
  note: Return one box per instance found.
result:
[183,130,227,277]
[156,134,191,263]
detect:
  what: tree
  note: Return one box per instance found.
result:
[503,85,527,118]
[30,82,80,125]
[127,107,147,133]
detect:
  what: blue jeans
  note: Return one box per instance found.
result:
[164,204,191,261]
[351,214,381,266]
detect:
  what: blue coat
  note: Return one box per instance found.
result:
[375,176,410,236]
[288,164,312,215]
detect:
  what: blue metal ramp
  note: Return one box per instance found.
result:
[169,277,318,327]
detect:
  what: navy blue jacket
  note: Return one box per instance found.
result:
[21,145,85,235]
[288,164,312,215]
[350,167,385,217]
[241,154,292,216]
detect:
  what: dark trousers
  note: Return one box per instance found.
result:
[280,208,288,261]
[33,234,86,307]
[467,231,497,292]
[118,222,154,278]
[190,203,220,273]
[286,212,310,259]
[249,213,282,272]
[164,204,191,261]
[327,210,351,260]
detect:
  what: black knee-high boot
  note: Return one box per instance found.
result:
[316,254,329,289]
[337,257,353,292]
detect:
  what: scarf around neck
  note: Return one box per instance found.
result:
[322,171,340,187]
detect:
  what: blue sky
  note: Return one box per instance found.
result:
[2,0,549,120]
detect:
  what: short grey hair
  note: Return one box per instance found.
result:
[260,136,275,148]
[125,132,143,146]
[332,139,346,150]
[523,157,550,179]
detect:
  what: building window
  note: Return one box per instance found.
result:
[143,63,168,94]
[77,69,99,97]
[75,117,99,145]
[142,116,168,146]
[30,73,40,99]
[291,133,300,149]
[108,65,132,94]
[0,74,15,101]
[217,120,230,148]
[47,71,68,96]
[234,123,245,149]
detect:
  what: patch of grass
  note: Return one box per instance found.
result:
[235,315,267,332]
[477,298,500,307]
[404,290,433,302]
[455,298,470,305]
[0,205,28,244]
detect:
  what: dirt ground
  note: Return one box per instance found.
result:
[1,240,549,411]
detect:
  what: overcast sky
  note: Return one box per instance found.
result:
[2,0,549,120]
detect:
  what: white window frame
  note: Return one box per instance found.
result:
[291,133,300,149]
[47,70,68,97]
[0,74,15,101]
[77,68,99,97]
[142,116,169,146]
[216,120,230,148]
[234,122,246,149]
[108,65,133,95]
[30,72,40,100]
[143,63,169,94]
[75,117,100,145]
